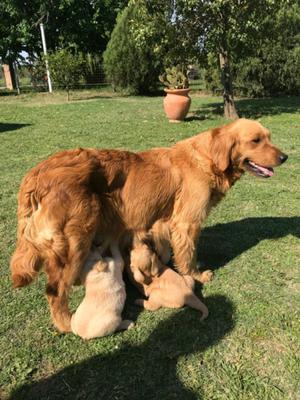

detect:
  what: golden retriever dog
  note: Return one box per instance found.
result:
[10,118,288,332]
[71,243,133,340]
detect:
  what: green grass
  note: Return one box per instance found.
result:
[0,91,299,400]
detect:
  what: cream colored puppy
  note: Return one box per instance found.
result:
[71,243,133,340]
[134,253,209,320]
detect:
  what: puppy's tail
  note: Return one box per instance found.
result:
[185,293,209,321]
[10,191,42,288]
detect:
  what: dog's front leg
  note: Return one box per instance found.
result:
[170,222,212,284]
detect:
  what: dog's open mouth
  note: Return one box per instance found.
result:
[245,160,274,178]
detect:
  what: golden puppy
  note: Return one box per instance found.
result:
[135,253,208,320]
[129,241,161,284]
[71,243,133,340]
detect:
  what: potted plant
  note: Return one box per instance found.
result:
[159,65,191,122]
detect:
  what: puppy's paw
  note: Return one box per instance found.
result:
[200,269,213,284]
[119,319,135,331]
[200,306,209,321]
[127,321,135,330]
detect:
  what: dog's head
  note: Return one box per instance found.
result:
[210,118,288,178]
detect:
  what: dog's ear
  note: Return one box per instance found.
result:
[210,128,236,172]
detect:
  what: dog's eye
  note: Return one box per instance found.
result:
[252,138,261,143]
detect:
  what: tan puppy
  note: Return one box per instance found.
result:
[135,254,209,320]
[129,241,161,286]
[71,243,133,340]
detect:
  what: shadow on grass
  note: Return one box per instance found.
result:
[198,216,300,270]
[10,295,234,400]
[188,96,300,120]
[0,90,18,97]
[0,122,31,134]
[72,94,116,102]
[73,88,166,102]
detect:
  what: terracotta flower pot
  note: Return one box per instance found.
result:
[163,88,191,122]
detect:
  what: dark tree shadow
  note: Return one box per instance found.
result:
[185,113,215,122]
[235,96,300,118]
[0,90,19,97]
[198,217,300,270]
[72,95,117,101]
[0,123,31,134]
[189,96,300,120]
[10,295,234,400]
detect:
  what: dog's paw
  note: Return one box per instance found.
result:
[199,269,214,284]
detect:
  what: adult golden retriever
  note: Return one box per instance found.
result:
[10,118,288,332]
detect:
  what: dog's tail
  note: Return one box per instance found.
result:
[10,188,43,288]
[185,293,209,321]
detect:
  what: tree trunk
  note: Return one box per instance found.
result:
[8,60,17,90]
[219,50,239,119]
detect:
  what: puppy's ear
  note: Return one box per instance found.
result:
[210,128,235,172]
[133,267,150,285]
[150,253,163,277]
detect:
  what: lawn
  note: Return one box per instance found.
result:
[0,90,299,400]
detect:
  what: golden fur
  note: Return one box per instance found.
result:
[132,249,209,320]
[10,118,287,332]
[129,241,161,286]
[71,243,133,340]
[136,267,208,320]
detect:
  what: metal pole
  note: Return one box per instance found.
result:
[40,23,53,93]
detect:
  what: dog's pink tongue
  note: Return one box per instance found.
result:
[250,161,274,177]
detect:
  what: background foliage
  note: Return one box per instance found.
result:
[103,0,174,94]
[1,0,300,99]
[47,49,85,100]
[203,0,300,97]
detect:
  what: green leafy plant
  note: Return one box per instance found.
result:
[47,49,85,100]
[159,65,189,90]
[103,0,164,95]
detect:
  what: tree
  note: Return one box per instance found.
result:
[203,0,300,98]
[103,0,171,94]
[0,0,128,63]
[47,49,85,100]
[175,0,281,118]
[36,0,128,54]
[0,0,38,79]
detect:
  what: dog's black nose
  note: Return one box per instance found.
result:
[279,154,288,164]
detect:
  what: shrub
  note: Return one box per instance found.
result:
[103,0,163,94]
[233,44,300,97]
[47,49,85,100]
[83,53,104,84]
[204,45,300,98]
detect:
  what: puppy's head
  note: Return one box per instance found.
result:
[82,247,108,282]
[211,118,288,178]
[129,244,163,286]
